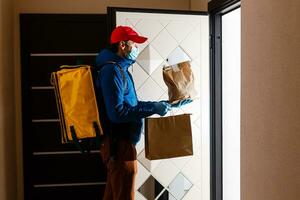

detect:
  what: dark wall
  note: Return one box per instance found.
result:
[20,14,108,200]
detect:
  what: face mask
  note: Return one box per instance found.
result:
[126,46,139,61]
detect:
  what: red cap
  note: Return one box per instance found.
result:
[110,26,148,44]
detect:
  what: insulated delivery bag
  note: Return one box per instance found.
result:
[50,65,103,153]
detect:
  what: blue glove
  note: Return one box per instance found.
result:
[154,102,171,116]
[159,100,169,104]
[171,99,193,108]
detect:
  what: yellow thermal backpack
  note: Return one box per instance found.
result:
[50,65,103,153]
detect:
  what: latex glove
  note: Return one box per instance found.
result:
[159,100,169,104]
[171,99,193,108]
[154,102,171,116]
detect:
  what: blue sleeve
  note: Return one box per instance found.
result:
[100,65,157,123]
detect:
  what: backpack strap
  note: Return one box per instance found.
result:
[105,61,127,90]
[104,61,128,160]
[69,122,102,154]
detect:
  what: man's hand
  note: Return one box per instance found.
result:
[154,102,171,116]
[171,99,193,108]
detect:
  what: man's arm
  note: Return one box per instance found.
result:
[100,65,170,123]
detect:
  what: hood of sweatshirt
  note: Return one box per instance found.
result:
[95,48,135,71]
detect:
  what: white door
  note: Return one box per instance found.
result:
[114,9,210,200]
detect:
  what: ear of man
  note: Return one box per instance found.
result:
[119,41,126,50]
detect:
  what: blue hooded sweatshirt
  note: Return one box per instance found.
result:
[95,49,158,144]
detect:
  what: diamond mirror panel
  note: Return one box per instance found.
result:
[168,173,193,200]
[138,176,164,200]
[116,11,209,200]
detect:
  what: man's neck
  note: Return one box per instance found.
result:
[117,50,125,58]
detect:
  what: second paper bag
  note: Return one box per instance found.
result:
[163,61,197,104]
[145,114,193,160]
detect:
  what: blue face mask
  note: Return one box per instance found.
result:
[126,46,139,61]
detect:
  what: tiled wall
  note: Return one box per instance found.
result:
[116,11,209,200]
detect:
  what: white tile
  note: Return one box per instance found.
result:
[191,124,202,157]
[170,156,192,170]
[191,111,201,126]
[135,161,151,189]
[182,185,201,200]
[168,173,193,200]
[181,98,201,121]
[127,18,141,27]
[194,24,201,33]
[188,20,200,29]
[135,19,164,43]
[137,150,161,172]
[191,57,203,68]
[192,122,201,138]
[159,19,171,27]
[152,160,180,187]
[158,91,169,102]
[167,194,177,200]
[125,19,132,26]
[166,46,192,66]
[151,29,178,59]
[128,63,149,90]
[136,45,164,75]
[150,62,169,92]
[181,157,202,185]
[166,20,194,43]
[136,77,165,101]
[171,108,185,115]
[194,179,202,191]
[194,116,202,130]
[180,26,201,60]
[137,40,149,54]
[135,191,147,200]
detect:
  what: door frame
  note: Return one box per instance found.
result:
[209,1,241,200]
[107,7,208,35]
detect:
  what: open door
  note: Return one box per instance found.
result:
[209,1,241,200]
[108,7,210,200]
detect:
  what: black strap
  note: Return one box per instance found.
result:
[99,61,129,159]
[106,61,128,160]
[105,61,127,90]
[70,123,102,154]
[70,126,90,154]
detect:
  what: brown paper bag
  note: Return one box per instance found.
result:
[163,61,197,104]
[145,114,193,160]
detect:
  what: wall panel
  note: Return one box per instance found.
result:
[242,1,300,200]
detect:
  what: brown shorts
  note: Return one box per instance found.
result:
[100,137,137,200]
